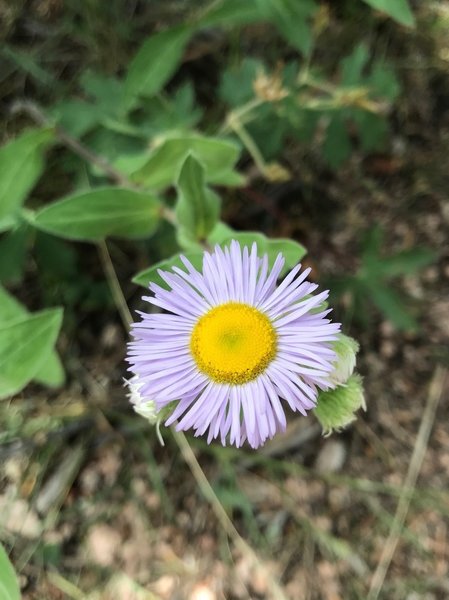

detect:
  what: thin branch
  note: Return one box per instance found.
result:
[172,429,289,600]
[10,100,131,186]
[98,240,133,331]
[367,365,447,599]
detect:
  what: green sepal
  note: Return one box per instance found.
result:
[314,374,365,435]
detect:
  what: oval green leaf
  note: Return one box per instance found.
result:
[176,154,221,243]
[33,188,161,241]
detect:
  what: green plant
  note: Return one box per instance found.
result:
[328,227,436,331]
[0,0,418,399]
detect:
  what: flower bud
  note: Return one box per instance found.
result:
[330,334,359,385]
[314,374,365,435]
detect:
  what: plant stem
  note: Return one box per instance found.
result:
[98,240,132,331]
[10,100,131,186]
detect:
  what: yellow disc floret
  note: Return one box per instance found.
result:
[190,302,277,385]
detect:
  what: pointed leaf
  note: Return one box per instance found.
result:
[130,135,243,190]
[0,286,64,388]
[125,26,192,106]
[34,352,65,388]
[33,188,161,241]
[176,154,221,243]
[361,0,415,27]
[196,0,263,28]
[0,308,63,399]
[255,0,315,55]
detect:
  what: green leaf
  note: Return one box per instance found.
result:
[196,0,263,28]
[133,234,307,290]
[34,351,65,388]
[124,26,192,106]
[0,128,54,221]
[314,374,365,435]
[130,135,244,190]
[0,285,27,322]
[0,215,18,233]
[322,115,352,168]
[0,287,64,388]
[361,0,415,27]
[219,232,306,273]
[80,71,124,117]
[265,238,307,270]
[132,252,204,289]
[50,100,101,138]
[255,0,316,55]
[341,44,369,86]
[207,221,236,244]
[33,188,161,241]
[375,248,436,278]
[0,543,20,600]
[176,154,221,243]
[0,308,63,399]
[354,110,389,152]
[368,61,401,101]
[219,58,264,107]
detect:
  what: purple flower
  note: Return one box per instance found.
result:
[127,240,341,449]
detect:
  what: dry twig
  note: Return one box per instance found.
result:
[367,365,447,599]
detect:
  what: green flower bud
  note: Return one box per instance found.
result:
[314,374,365,435]
[330,334,359,385]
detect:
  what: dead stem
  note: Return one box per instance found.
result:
[367,365,447,599]
[172,428,289,600]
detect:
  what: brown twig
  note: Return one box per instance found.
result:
[97,239,133,331]
[367,365,447,599]
[10,99,131,186]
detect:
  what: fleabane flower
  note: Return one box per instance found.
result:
[127,240,341,449]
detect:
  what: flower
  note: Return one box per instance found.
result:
[127,240,341,449]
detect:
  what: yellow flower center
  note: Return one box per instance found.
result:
[190,302,277,385]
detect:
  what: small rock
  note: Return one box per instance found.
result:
[189,583,216,600]
[86,523,121,567]
[315,440,347,474]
